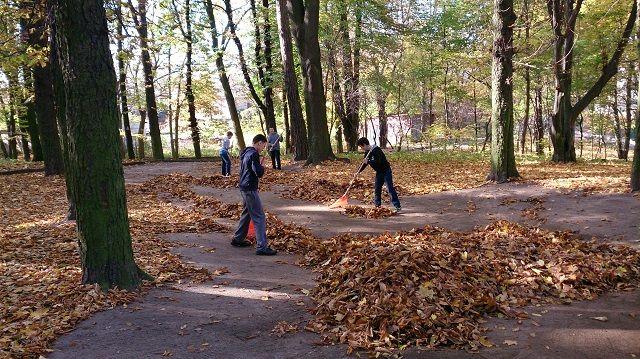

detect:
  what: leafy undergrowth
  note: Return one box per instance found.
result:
[0,174,227,358]
[300,222,640,353]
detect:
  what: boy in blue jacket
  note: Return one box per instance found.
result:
[231,134,277,255]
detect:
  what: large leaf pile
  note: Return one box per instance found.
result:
[302,222,640,352]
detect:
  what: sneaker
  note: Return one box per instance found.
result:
[394,207,402,213]
[256,247,277,256]
[231,239,252,247]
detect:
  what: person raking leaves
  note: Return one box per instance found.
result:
[356,137,402,213]
[230,134,277,255]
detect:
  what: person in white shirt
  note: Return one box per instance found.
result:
[219,131,233,176]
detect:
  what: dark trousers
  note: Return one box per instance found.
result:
[220,151,231,176]
[233,191,268,250]
[269,150,281,170]
[374,169,401,208]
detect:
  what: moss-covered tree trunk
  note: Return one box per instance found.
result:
[276,0,307,160]
[488,0,519,183]
[33,60,64,175]
[54,0,147,290]
[287,0,334,164]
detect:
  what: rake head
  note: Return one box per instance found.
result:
[329,194,349,209]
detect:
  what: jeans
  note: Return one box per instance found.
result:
[269,150,281,170]
[220,151,231,176]
[233,191,268,250]
[374,169,401,208]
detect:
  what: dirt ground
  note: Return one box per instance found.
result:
[50,161,640,358]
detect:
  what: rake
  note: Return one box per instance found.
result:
[329,149,370,209]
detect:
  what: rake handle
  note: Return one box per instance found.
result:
[340,148,372,198]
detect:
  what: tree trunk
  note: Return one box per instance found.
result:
[130,0,164,160]
[337,0,359,151]
[33,60,64,175]
[20,70,43,161]
[24,0,63,173]
[521,66,530,154]
[182,0,201,158]
[137,109,146,159]
[282,90,290,153]
[612,81,625,159]
[287,0,334,164]
[261,0,276,131]
[632,3,640,191]
[203,0,245,150]
[534,86,544,155]
[623,63,634,160]
[276,0,307,160]
[117,3,135,160]
[50,13,76,219]
[488,0,519,183]
[54,0,147,289]
[6,99,17,159]
[376,89,387,149]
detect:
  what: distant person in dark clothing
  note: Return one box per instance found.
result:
[231,134,277,256]
[356,137,401,212]
[267,127,282,170]
[219,131,233,176]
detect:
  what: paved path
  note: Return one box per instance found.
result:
[50,162,640,358]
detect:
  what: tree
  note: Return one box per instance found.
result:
[335,0,362,151]
[533,86,544,155]
[488,0,518,182]
[203,0,245,150]
[546,0,637,162]
[287,0,334,163]
[128,0,164,160]
[115,2,136,160]
[53,0,148,289]
[223,0,277,131]
[632,3,640,191]
[171,0,201,158]
[25,0,64,175]
[275,0,308,160]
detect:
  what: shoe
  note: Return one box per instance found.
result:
[231,239,252,247]
[394,207,402,213]
[256,247,277,256]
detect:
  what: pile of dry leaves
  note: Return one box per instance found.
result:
[302,221,640,352]
[343,205,396,219]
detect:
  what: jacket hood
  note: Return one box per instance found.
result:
[240,146,257,158]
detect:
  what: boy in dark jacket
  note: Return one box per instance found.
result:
[356,137,401,212]
[231,134,277,255]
